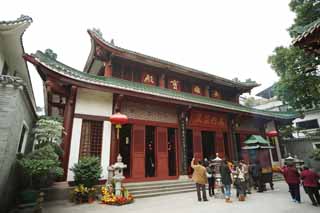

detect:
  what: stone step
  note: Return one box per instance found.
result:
[124,179,192,188]
[133,188,196,199]
[125,182,194,191]
[130,185,195,195]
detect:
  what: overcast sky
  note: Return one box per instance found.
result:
[2,0,295,108]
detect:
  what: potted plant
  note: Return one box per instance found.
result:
[70,156,102,188]
[70,156,102,204]
[87,187,97,203]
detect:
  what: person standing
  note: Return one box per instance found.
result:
[235,163,246,201]
[220,160,233,203]
[251,161,263,192]
[282,164,301,203]
[191,157,208,202]
[206,163,215,197]
[300,166,320,206]
[240,160,251,194]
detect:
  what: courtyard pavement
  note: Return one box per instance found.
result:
[42,181,319,213]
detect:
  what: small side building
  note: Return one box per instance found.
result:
[0,16,37,211]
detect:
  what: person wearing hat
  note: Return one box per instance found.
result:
[282,163,301,203]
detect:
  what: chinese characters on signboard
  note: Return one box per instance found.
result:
[168,79,181,91]
[192,85,202,95]
[189,110,227,129]
[142,72,156,85]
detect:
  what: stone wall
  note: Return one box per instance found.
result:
[282,137,320,172]
[0,85,36,211]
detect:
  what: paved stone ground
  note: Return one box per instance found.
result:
[42,181,319,213]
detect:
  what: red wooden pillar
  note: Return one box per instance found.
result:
[156,127,168,177]
[109,125,118,164]
[193,129,203,161]
[131,124,145,178]
[215,132,225,159]
[159,73,165,88]
[104,61,112,77]
[62,86,77,180]
[240,134,249,162]
[204,86,210,97]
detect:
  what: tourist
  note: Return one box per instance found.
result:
[235,163,246,201]
[220,159,233,203]
[282,163,301,203]
[240,160,251,194]
[191,157,208,202]
[300,166,320,206]
[206,163,215,197]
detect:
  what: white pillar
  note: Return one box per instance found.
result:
[267,136,274,164]
[274,136,283,167]
[67,118,82,181]
[101,121,112,179]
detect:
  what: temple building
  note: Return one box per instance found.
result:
[25,29,297,182]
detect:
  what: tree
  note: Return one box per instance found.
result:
[268,0,320,110]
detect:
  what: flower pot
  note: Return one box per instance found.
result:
[19,189,39,204]
[88,197,95,203]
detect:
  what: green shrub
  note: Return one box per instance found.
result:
[71,157,102,188]
[18,145,63,189]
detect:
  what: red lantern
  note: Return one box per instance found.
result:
[110,112,128,139]
[266,130,278,137]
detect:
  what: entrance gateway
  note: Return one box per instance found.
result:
[24,28,296,183]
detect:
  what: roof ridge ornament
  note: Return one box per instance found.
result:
[110,39,115,45]
[44,49,57,60]
[92,28,103,37]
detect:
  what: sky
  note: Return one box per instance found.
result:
[1,0,295,108]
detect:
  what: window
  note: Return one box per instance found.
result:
[313,142,320,150]
[296,119,319,129]
[17,124,28,153]
[2,62,8,75]
[79,120,103,158]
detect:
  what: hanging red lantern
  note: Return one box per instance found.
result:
[266,130,278,137]
[110,112,128,139]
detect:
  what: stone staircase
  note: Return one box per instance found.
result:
[41,174,284,202]
[124,179,195,198]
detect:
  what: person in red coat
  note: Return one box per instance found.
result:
[300,166,320,206]
[282,164,301,203]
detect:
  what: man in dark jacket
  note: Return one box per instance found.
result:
[301,166,320,206]
[251,161,263,192]
[282,164,301,203]
[220,160,233,203]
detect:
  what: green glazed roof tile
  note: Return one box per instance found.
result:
[30,50,298,120]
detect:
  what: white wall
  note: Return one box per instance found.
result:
[67,88,113,181]
[67,118,82,181]
[75,88,113,116]
[293,110,320,126]
[0,39,4,74]
[101,121,112,179]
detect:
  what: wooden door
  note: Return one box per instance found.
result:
[156,127,168,177]
[131,124,145,178]
[215,132,225,158]
[193,129,203,161]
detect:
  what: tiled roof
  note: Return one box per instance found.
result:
[27,50,299,120]
[0,15,32,28]
[88,29,260,91]
[292,18,320,45]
